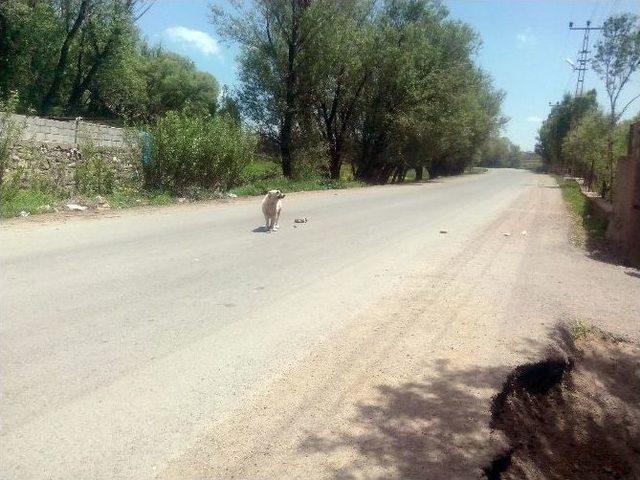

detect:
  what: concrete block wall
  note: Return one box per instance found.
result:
[6,113,128,148]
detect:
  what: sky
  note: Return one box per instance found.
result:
[137,0,640,151]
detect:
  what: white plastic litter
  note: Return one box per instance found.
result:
[66,203,88,211]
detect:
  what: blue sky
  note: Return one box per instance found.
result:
[138,0,640,151]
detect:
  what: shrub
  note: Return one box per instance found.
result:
[144,112,255,193]
[74,143,116,195]
[0,92,23,184]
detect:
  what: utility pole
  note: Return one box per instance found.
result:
[568,21,602,97]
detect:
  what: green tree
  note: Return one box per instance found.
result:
[592,13,640,192]
[212,0,327,178]
[535,91,598,173]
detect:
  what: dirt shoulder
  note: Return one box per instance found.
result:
[157,174,639,479]
[487,328,640,480]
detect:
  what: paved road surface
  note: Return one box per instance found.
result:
[1,169,638,479]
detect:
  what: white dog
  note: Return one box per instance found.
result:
[261,190,285,231]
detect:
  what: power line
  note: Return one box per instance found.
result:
[568,21,602,97]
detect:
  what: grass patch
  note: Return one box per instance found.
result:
[0,188,61,218]
[107,189,175,208]
[241,159,281,183]
[556,177,608,244]
[570,320,593,340]
[230,177,364,197]
[465,166,488,175]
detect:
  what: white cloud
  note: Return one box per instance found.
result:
[516,29,539,48]
[164,26,221,57]
[526,116,542,123]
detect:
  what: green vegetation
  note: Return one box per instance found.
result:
[142,112,255,193]
[4,1,577,217]
[231,177,364,197]
[0,187,60,217]
[537,13,640,200]
[476,136,542,169]
[556,177,608,243]
[0,1,218,121]
[570,320,594,341]
[213,0,506,183]
[0,92,22,184]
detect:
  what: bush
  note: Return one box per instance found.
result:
[143,112,255,193]
[74,143,116,195]
[0,92,22,184]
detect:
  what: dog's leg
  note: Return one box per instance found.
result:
[264,214,271,231]
[274,210,281,230]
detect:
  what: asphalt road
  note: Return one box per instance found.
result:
[1,169,638,479]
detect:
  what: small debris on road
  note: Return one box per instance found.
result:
[19,211,30,217]
[65,203,88,211]
[521,230,527,236]
[227,193,238,198]
[294,217,308,223]
[440,229,448,234]
[503,232,511,236]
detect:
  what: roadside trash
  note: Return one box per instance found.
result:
[521,230,527,236]
[294,217,308,223]
[440,229,448,234]
[503,232,511,236]
[19,211,30,217]
[66,203,87,211]
[227,193,238,198]
[177,197,187,203]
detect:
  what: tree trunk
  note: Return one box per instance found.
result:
[42,0,89,114]
[415,166,423,181]
[587,157,596,190]
[329,149,341,180]
[280,117,293,178]
[607,127,614,200]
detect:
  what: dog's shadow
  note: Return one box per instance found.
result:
[252,226,271,233]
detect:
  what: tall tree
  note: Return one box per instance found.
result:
[306,0,372,179]
[212,0,324,177]
[41,0,90,114]
[592,13,640,191]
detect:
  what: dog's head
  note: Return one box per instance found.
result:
[267,189,285,199]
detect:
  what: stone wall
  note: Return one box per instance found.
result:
[2,113,141,193]
[4,113,128,148]
[607,122,640,265]
[5,143,142,194]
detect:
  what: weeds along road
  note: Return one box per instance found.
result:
[1,169,638,480]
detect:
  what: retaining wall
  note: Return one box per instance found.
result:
[4,113,128,148]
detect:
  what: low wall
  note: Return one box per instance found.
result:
[2,113,141,193]
[4,113,128,148]
[607,122,640,265]
[5,143,142,193]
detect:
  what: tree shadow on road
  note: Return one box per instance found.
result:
[299,359,513,480]
[298,325,640,480]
